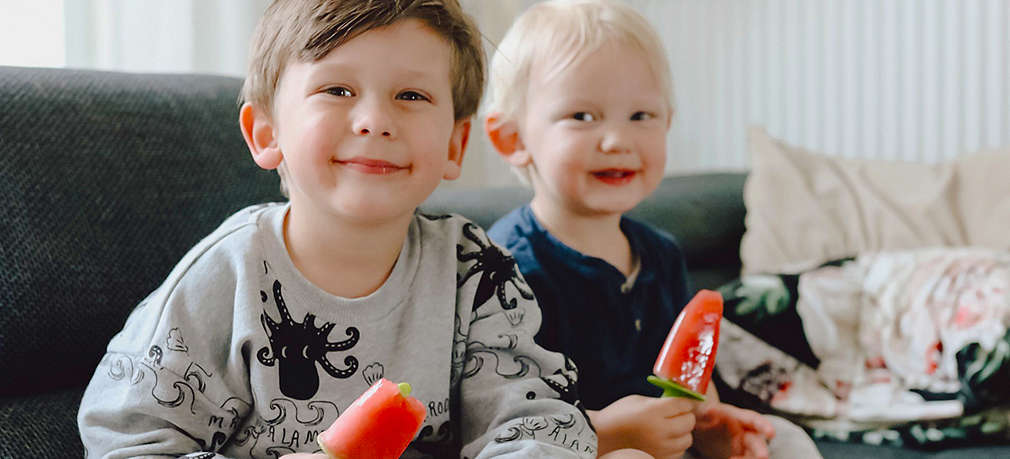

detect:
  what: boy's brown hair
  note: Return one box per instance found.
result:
[242,0,485,122]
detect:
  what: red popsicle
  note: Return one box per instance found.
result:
[647,289,723,401]
[317,378,427,459]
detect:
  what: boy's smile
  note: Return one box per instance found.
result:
[333,156,410,175]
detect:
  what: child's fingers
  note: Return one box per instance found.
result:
[740,431,770,459]
[736,409,775,439]
[757,417,776,440]
[664,411,696,436]
[654,396,696,417]
[719,405,774,440]
[745,414,775,440]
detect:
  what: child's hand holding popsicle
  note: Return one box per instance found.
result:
[647,290,775,459]
[591,394,696,458]
[595,290,725,457]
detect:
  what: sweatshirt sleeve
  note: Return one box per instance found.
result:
[78,244,254,459]
[453,221,597,458]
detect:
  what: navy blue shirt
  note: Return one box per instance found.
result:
[488,205,691,410]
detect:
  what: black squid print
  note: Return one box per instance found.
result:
[457,223,534,312]
[539,357,591,426]
[258,280,360,400]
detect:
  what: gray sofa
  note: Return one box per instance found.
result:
[1,66,1005,458]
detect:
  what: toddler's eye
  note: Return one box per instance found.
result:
[397,91,429,101]
[572,112,596,121]
[325,87,353,97]
[631,111,654,121]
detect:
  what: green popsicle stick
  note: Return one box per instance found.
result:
[647,375,706,401]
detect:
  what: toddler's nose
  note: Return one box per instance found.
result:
[600,129,632,153]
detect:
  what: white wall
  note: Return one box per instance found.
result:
[0,0,65,67]
[654,0,1010,169]
[63,0,270,77]
[7,0,1008,190]
[462,0,1010,189]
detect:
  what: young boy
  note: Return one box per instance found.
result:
[77,1,597,457]
[484,1,821,458]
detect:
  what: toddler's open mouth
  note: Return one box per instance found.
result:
[591,169,636,184]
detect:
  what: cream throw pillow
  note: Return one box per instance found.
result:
[740,127,1010,274]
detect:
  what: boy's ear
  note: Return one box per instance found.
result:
[239,103,283,170]
[443,119,470,180]
[485,113,530,167]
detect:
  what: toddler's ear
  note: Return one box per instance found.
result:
[485,113,530,167]
[239,103,283,170]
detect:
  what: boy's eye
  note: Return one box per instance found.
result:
[572,112,596,122]
[325,87,353,97]
[397,91,429,102]
[631,111,654,121]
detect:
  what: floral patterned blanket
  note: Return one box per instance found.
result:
[715,248,1010,449]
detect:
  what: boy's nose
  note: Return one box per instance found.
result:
[352,101,395,138]
[358,127,391,137]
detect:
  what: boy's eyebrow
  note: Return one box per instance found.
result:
[307,61,446,84]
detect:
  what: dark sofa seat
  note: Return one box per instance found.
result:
[2,66,1006,458]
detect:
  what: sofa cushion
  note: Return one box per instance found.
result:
[740,127,1010,274]
[0,388,85,456]
[715,249,1010,451]
[815,441,1010,459]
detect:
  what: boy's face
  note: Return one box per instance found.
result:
[517,43,670,218]
[250,19,468,225]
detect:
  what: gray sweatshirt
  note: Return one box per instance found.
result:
[78,203,597,458]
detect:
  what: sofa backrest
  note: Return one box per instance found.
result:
[420,172,747,291]
[0,66,285,395]
[0,65,747,398]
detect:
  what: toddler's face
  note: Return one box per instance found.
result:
[270,19,467,225]
[521,43,670,218]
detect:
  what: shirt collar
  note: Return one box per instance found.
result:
[519,205,656,286]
